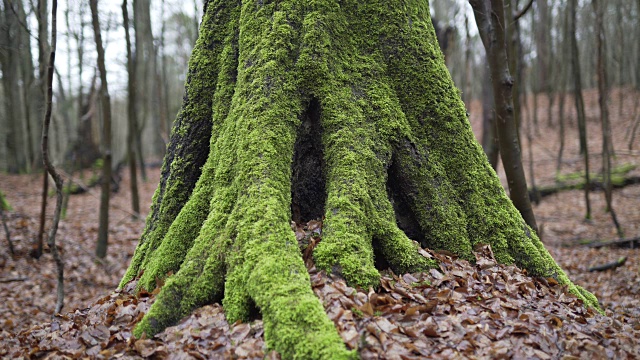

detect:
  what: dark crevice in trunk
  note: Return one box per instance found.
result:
[291,98,326,223]
[371,236,391,271]
[386,156,425,247]
[247,298,262,321]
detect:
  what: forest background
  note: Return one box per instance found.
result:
[0,0,639,357]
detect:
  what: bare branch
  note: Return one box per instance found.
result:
[513,0,534,22]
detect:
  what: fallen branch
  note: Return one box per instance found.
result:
[586,237,640,249]
[0,277,28,283]
[530,175,640,201]
[588,257,627,272]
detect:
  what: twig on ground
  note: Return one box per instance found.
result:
[584,237,640,249]
[588,256,627,272]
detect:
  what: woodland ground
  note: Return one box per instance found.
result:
[0,87,639,358]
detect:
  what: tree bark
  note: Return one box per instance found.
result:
[41,0,64,315]
[0,0,29,173]
[36,0,49,169]
[14,0,39,170]
[569,0,591,220]
[593,0,622,237]
[90,0,112,259]
[481,62,499,169]
[556,5,569,177]
[121,1,598,357]
[122,0,140,217]
[470,0,538,233]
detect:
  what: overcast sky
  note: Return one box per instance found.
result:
[50,0,200,97]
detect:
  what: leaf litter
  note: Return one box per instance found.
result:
[2,217,639,359]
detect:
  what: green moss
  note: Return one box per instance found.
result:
[556,163,636,184]
[0,190,11,211]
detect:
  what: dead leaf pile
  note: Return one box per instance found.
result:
[3,234,639,358]
[311,244,639,359]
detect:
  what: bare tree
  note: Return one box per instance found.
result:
[569,0,591,220]
[0,0,29,173]
[41,0,64,314]
[556,5,569,176]
[535,0,554,128]
[462,13,472,108]
[123,0,140,217]
[90,0,112,259]
[470,0,538,232]
[481,62,499,169]
[593,0,622,237]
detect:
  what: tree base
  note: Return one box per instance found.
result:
[119,1,600,358]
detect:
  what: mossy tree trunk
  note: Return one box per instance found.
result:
[120,1,599,358]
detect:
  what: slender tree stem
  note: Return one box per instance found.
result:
[122,0,140,218]
[470,0,538,233]
[41,0,64,315]
[90,0,113,258]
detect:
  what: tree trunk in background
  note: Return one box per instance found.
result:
[628,0,640,150]
[117,4,600,357]
[505,0,522,136]
[36,0,49,168]
[192,0,198,43]
[90,0,112,259]
[159,0,172,138]
[481,63,499,169]
[615,2,624,117]
[0,0,29,173]
[14,0,39,170]
[40,0,64,314]
[0,4,7,171]
[123,0,140,217]
[535,0,554,128]
[462,14,472,109]
[569,0,591,220]
[593,0,622,237]
[132,0,147,180]
[637,0,640,90]
[556,6,569,177]
[135,0,164,166]
[470,0,538,233]
[34,0,50,258]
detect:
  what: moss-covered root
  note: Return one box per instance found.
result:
[576,285,601,311]
[249,254,355,359]
[133,229,229,337]
[314,114,436,284]
[223,235,355,359]
[135,154,217,292]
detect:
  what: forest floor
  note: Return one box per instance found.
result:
[0,87,639,358]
